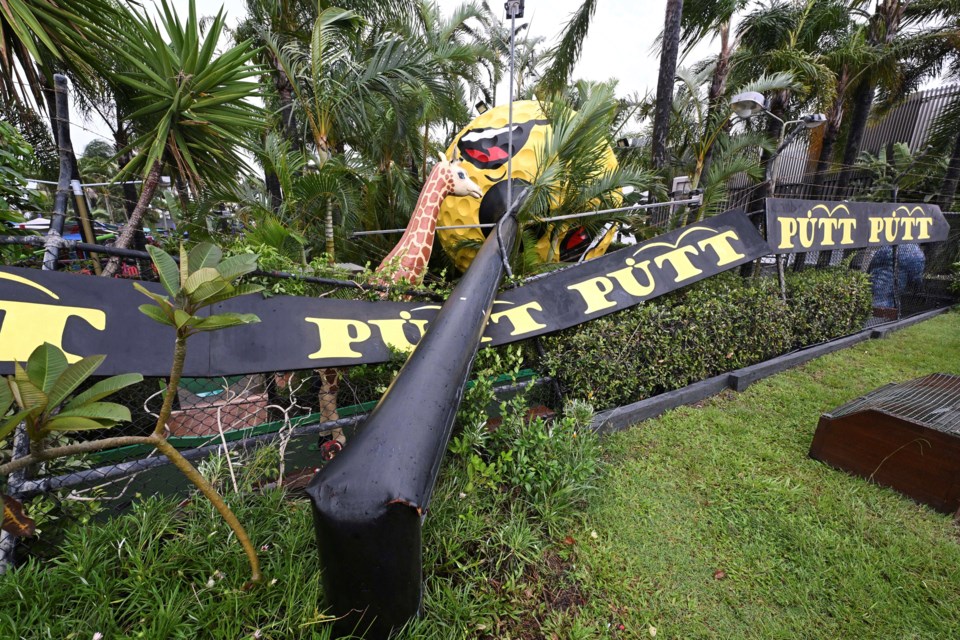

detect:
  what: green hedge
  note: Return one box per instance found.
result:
[540,268,871,410]
[787,267,872,347]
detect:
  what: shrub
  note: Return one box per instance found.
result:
[540,269,870,410]
[786,268,872,347]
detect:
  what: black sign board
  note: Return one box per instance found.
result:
[0,209,766,376]
[765,198,949,253]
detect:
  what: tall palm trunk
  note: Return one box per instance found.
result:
[101,163,163,277]
[810,68,849,198]
[699,22,733,186]
[835,78,874,192]
[836,0,905,193]
[651,0,684,170]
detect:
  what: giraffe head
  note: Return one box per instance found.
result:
[437,154,482,199]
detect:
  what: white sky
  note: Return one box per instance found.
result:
[71,0,721,151]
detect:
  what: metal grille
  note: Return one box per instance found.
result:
[825,373,960,436]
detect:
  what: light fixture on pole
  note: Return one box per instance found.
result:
[770,113,826,189]
[475,101,489,114]
[505,0,524,18]
[730,91,766,118]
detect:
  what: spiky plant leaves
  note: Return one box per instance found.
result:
[107,0,265,191]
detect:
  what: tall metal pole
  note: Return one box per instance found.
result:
[44,75,74,272]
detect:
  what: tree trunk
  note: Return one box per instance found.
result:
[101,163,163,277]
[810,71,847,199]
[114,118,150,271]
[651,0,684,170]
[835,78,874,193]
[325,199,335,262]
[699,22,733,187]
[938,130,960,211]
[265,168,284,212]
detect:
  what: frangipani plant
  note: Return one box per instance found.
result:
[134,242,264,582]
[0,243,266,582]
[0,344,143,537]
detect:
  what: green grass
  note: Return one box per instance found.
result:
[2,312,960,639]
[574,310,960,639]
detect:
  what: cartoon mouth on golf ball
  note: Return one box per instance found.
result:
[437,101,619,272]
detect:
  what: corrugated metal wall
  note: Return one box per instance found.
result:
[719,83,960,207]
[861,84,960,154]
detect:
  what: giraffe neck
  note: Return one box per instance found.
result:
[376,164,453,285]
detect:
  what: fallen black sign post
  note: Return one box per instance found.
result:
[305,212,519,638]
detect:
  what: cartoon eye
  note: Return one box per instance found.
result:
[457,171,466,179]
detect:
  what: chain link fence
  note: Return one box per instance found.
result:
[2,202,958,564]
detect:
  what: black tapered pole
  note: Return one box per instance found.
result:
[306,212,519,638]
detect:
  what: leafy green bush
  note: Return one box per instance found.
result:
[540,269,870,410]
[786,268,872,347]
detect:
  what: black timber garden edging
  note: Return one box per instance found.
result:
[591,307,955,434]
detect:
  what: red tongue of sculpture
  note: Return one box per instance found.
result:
[465,146,509,163]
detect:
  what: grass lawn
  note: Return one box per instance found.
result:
[3,311,959,639]
[574,310,960,639]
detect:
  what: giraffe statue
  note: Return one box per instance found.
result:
[374,155,482,286]
[317,155,482,460]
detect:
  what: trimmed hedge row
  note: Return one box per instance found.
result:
[540,269,871,410]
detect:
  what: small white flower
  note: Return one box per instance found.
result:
[649,626,657,637]
[93,633,104,640]
[590,530,598,539]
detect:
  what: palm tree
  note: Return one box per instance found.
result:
[419,1,496,163]
[678,0,751,182]
[100,0,265,276]
[514,83,663,272]
[263,4,468,259]
[0,0,118,117]
[538,0,599,95]
[78,140,121,223]
[668,68,795,216]
[651,0,685,170]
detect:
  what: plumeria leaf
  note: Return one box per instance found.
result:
[26,343,68,393]
[64,373,144,411]
[147,245,181,297]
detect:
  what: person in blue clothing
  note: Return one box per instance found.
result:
[868,244,925,308]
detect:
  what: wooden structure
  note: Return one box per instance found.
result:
[810,373,960,513]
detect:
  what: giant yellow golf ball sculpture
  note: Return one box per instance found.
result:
[437,100,620,272]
